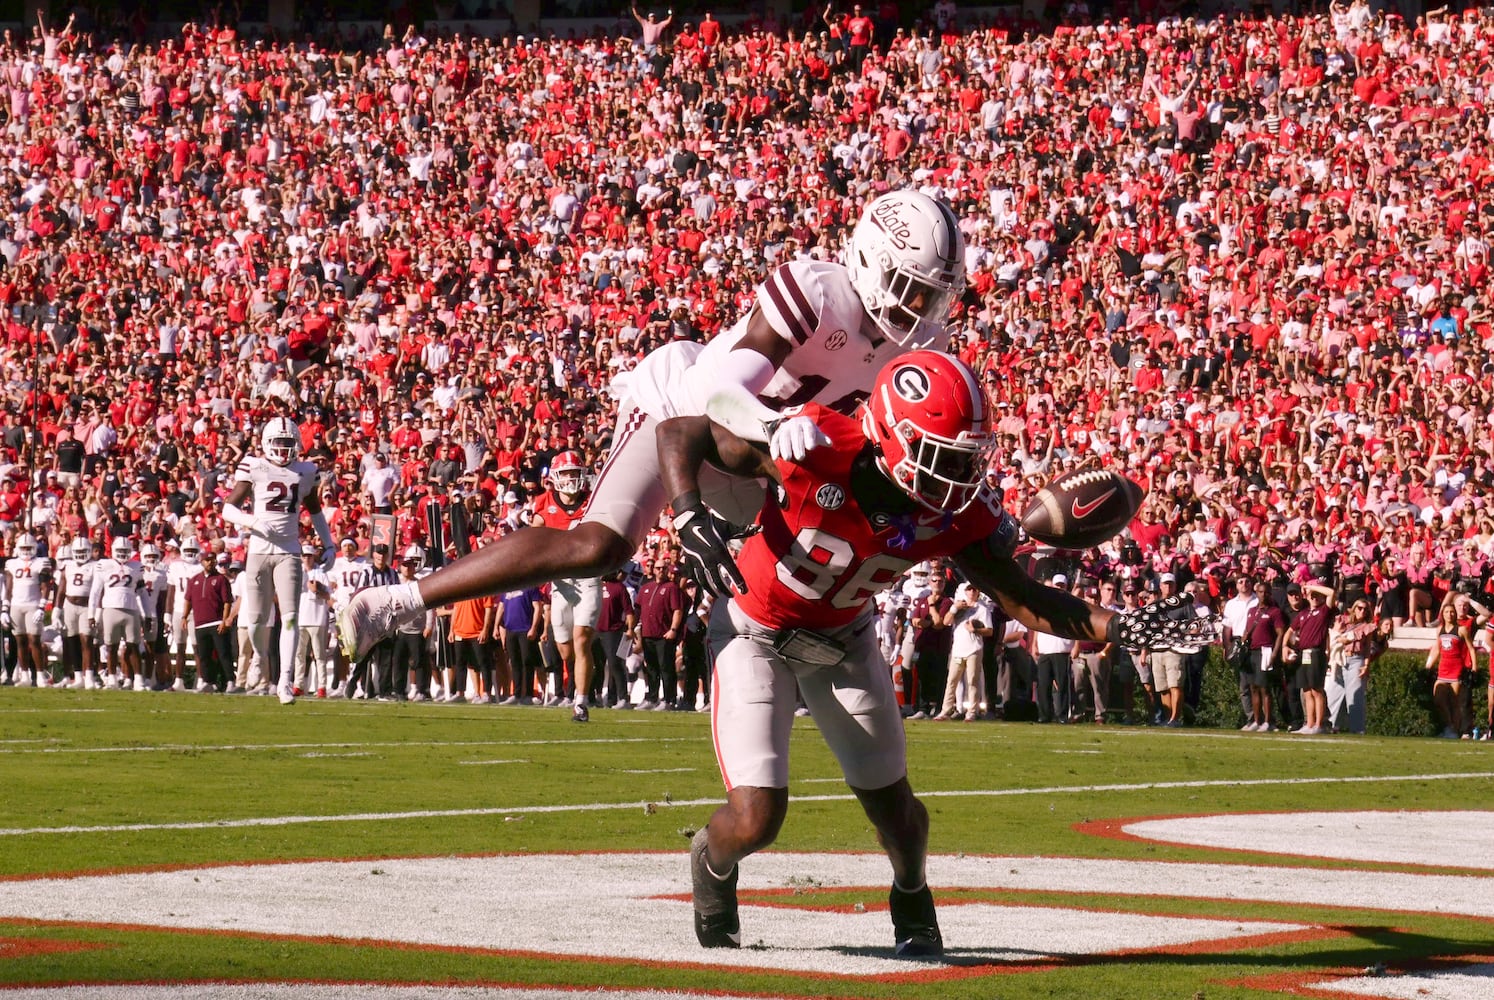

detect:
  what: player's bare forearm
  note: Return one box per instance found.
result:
[953,550,1110,642]
[657,415,775,508]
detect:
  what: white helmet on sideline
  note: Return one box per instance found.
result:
[70,537,92,563]
[111,537,134,562]
[14,534,36,559]
[140,542,161,568]
[845,190,965,350]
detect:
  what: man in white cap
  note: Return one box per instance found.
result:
[1031,574,1074,723]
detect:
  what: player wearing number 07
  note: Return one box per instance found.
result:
[220,416,335,706]
[656,350,1218,956]
[337,189,967,661]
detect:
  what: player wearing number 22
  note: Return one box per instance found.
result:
[658,350,1217,957]
[220,416,337,706]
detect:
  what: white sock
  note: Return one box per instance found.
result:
[392,581,426,612]
[278,627,299,687]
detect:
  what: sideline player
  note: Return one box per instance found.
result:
[139,543,170,690]
[169,537,205,689]
[3,534,52,686]
[528,450,602,722]
[339,190,969,658]
[58,536,98,688]
[90,537,146,690]
[220,416,335,705]
[655,351,1217,954]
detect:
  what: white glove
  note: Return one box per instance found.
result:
[0,610,10,630]
[30,608,43,630]
[769,415,832,462]
[319,548,336,572]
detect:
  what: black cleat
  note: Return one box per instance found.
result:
[890,883,943,957]
[572,704,590,723]
[691,827,740,948]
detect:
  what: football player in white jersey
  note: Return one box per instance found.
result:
[138,543,170,690]
[327,538,370,696]
[220,416,336,706]
[3,534,53,687]
[89,536,147,690]
[340,189,967,657]
[58,536,98,689]
[168,537,205,689]
[294,545,335,698]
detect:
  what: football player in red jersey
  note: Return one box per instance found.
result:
[527,451,602,722]
[657,350,1217,956]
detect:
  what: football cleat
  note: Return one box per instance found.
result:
[572,704,589,723]
[691,827,740,949]
[890,883,943,958]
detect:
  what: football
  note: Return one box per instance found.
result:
[1021,468,1145,550]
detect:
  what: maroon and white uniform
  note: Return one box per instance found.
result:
[708,404,1004,791]
[585,259,950,547]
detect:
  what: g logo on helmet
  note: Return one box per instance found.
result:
[891,365,931,402]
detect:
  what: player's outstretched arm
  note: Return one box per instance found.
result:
[657,415,776,505]
[953,540,1110,644]
[657,416,776,598]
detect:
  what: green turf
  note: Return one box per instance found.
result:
[1,688,1491,997]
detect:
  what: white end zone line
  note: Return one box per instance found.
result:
[2,771,1491,838]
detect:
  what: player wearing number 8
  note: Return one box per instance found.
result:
[220,416,336,706]
[655,350,1220,956]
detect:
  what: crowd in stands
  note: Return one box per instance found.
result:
[0,0,1490,734]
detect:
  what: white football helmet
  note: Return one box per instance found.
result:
[111,537,134,562]
[70,537,92,563]
[262,416,300,466]
[180,537,200,561]
[14,534,36,559]
[845,190,966,349]
[140,542,161,568]
[402,545,425,572]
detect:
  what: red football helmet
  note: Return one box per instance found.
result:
[551,450,589,499]
[860,350,994,513]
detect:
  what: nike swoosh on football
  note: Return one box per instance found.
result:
[1071,488,1118,520]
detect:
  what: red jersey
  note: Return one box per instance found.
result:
[734,405,1005,631]
[528,489,587,529]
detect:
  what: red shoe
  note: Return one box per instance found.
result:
[315,687,327,699]
[292,686,305,697]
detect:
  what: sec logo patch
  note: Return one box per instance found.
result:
[815,484,846,510]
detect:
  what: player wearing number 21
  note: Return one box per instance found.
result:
[220,416,337,706]
[657,350,1218,956]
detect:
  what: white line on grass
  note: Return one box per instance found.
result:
[618,767,697,774]
[0,737,690,755]
[457,759,530,766]
[2,771,1490,838]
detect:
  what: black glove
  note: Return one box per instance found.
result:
[1107,593,1218,651]
[672,495,748,599]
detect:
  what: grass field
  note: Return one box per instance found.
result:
[1,689,1492,999]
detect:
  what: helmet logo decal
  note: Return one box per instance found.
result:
[825,329,848,351]
[891,365,931,402]
[869,199,918,251]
